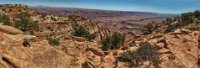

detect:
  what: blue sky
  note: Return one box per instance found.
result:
[0,0,200,14]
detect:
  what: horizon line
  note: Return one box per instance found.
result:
[0,3,196,15]
[30,5,181,15]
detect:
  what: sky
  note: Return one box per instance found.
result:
[0,0,200,14]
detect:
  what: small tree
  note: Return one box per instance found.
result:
[68,15,77,21]
[73,26,88,37]
[2,8,6,11]
[101,32,125,51]
[41,13,47,18]
[181,12,195,24]
[143,21,158,34]
[51,16,57,21]
[111,32,125,49]
[189,25,200,31]
[165,18,173,25]
[73,26,96,41]
[118,42,161,67]
[85,33,96,41]
[0,14,11,26]
[164,24,175,33]
[15,12,39,32]
[29,21,39,31]
[101,36,112,51]
[194,10,200,19]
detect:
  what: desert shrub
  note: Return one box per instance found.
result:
[41,13,47,18]
[84,33,96,41]
[101,32,125,51]
[142,21,159,34]
[73,26,88,37]
[164,24,175,33]
[51,16,57,21]
[73,26,96,41]
[164,22,186,33]
[1,8,6,11]
[0,14,11,26]
[111,32,125,49]
[181,12,195,24]
[163,10,200,33]
[48,38,60,46]
[117,42,161,67]
[194,10,200,19]
[164,18,173,25]
[189,26,200,31]
[68,15,77,20]
[101,36,112,51]
[15,12,39,32]
[29,21,39,31]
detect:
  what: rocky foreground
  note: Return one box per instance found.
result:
[0,23,199,68]
[0,4,199,68]
[0,23,124,68]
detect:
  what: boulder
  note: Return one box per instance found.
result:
[173,29,182,34]
[180,29,191,33]
[174,29,191,34]
[0,24,23,35]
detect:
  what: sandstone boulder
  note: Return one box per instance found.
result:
[0,24,23,35]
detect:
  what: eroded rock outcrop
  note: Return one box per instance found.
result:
[140,29,200,68]
[0,24,74,68]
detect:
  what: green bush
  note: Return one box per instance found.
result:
[68,15,77,20]
[142,21,159,34]
[51,16,57,21]
[73,26,96,41]
[48,38,60,46]
[164,22,185,33]
[0,14,11,26]
[85,33,96,41]
[163,10,200,33]
[1,8,6,11]
[164,24,176,33]
[189,26,200,31]
[15,12,39,32]
[101,32,125,51]
[181,12,195,24]
[73,26,87,37]
[164,18,173,25]
[41,13,47,18]
[111,32,125,49]
[194,10,200,19]
[101,36,112,51]
[117,42,161,67]
[29,21,39,31]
